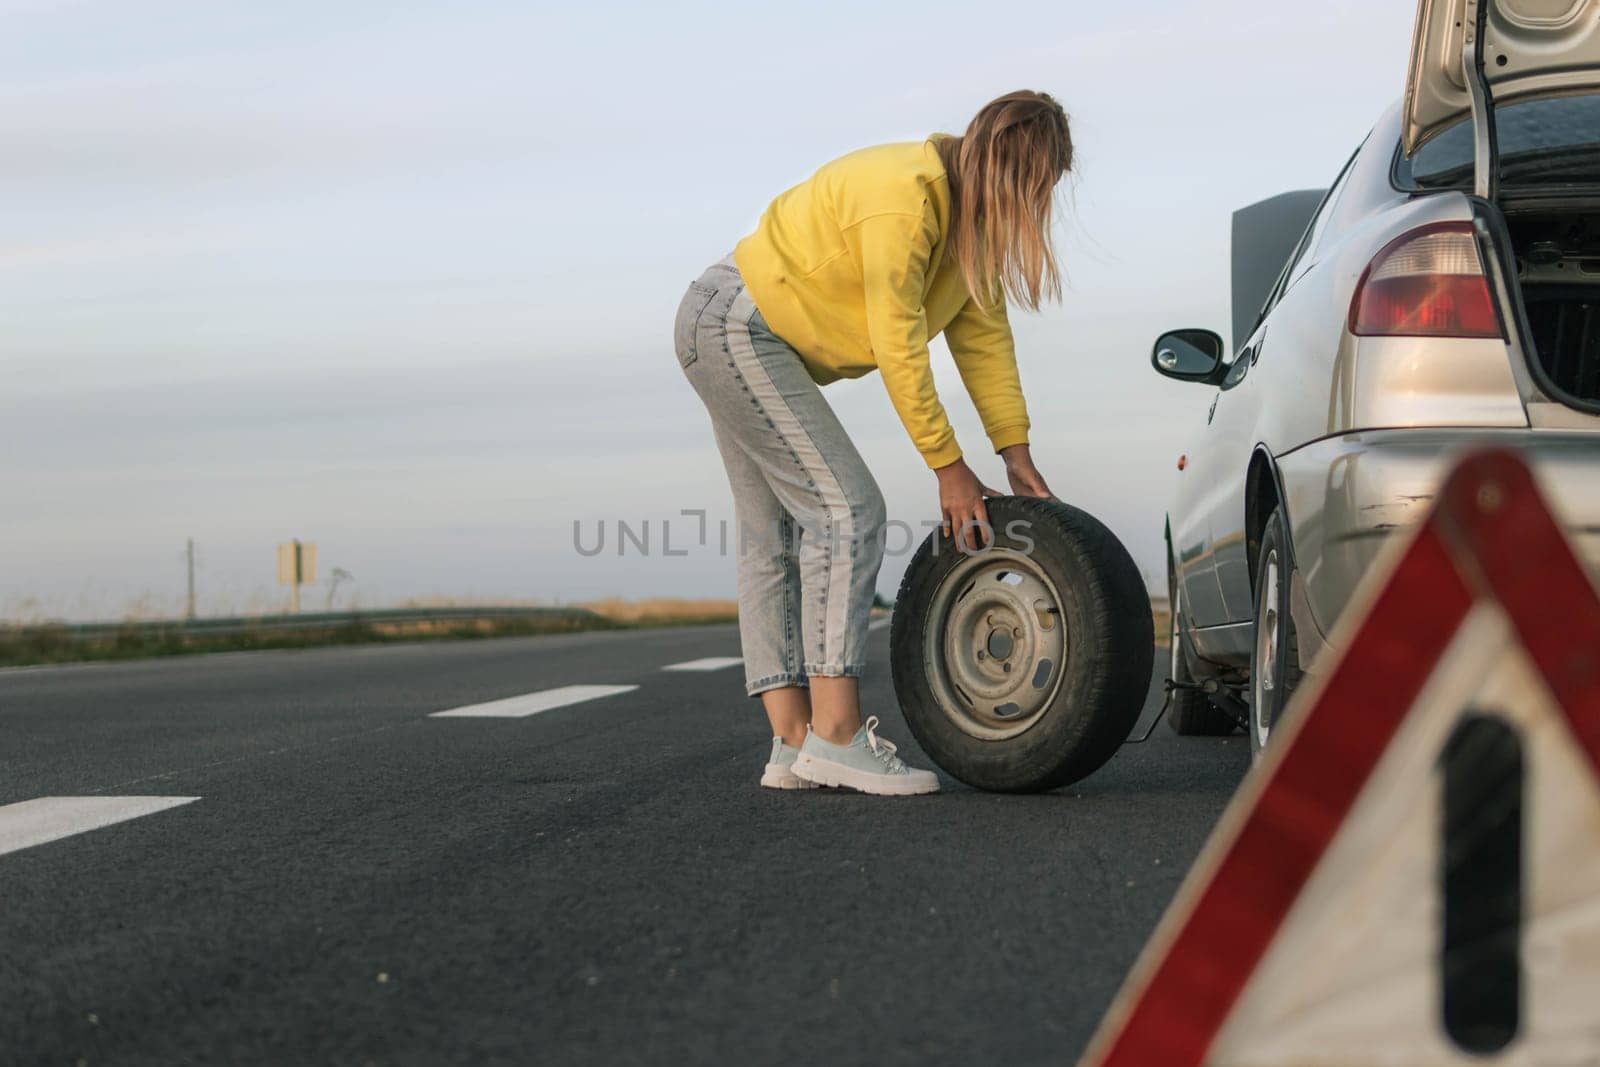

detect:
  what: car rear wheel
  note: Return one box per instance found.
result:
[1166,562,1236,737]
[890,496,1153,793]
[1249,507,1302,757]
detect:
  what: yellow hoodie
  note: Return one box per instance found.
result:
[734,137,1030,470]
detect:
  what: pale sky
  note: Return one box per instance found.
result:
[2,0,1417,621]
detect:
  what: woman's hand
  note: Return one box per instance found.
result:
[1001,444,1054,499]
[936,459,1001,553]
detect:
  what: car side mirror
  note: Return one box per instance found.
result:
[1151,329,1226,383]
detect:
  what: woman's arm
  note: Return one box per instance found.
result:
[943,296,1029,451]
[846,206,958,467]
[944,297,1054,500]
[999,443,1053,498]
[847,206,998,549]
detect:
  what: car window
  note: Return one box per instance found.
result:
[1317,128,1392,246]
[1401,93,1600,190]
[1288,148,1361,283]
[1245,148,1362,347]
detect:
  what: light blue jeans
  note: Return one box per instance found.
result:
[675,256,887,697]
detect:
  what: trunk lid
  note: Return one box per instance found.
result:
[1404,0,1600,156]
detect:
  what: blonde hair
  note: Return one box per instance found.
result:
[934,90,1073,311]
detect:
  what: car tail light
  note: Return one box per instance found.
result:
[1349,222,1502,339]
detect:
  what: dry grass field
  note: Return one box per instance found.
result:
[582,597,739,627]
[0,599,740,668]
[2,596,1168,668]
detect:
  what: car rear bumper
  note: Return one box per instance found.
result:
[1276,429,1600,657]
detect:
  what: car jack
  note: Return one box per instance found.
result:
[1125,678,1249,745]
[1180,677,1250,732]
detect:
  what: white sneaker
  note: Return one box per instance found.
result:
[791,717,940,796]
[760,737,817,790]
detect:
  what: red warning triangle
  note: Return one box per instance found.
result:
[1081,448,1600,1065]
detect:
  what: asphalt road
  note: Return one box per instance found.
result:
[0,623,1249,1065]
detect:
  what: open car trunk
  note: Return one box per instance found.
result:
[1406,0,1600,158]
[1404,0,1600,413]
[1502,204,1600,407]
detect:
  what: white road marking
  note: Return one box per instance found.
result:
[661,657,743,672]
[0,796,199,858]
[868,617,892,632]
[429,684,639,719]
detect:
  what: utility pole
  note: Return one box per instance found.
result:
[185,538,197,620]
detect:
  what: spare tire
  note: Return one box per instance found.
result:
[889,496,1154,793]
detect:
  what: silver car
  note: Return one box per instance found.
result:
[1155,0,1600,754]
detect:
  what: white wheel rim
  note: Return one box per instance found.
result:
[1252,549,1280,748]
[923,548,1069,741]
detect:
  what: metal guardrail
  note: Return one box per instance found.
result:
[8,607,604,639]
